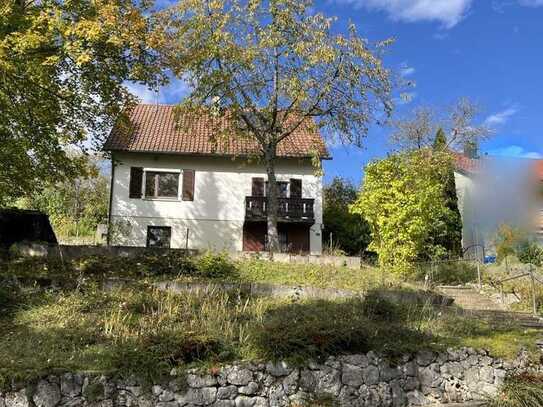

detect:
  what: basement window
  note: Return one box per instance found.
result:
[147,226,171,248]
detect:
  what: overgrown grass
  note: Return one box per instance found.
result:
[411,260,479,286]
[483,262,543,313]
[222,258,409,292]
[1,254,540,388]
[487,373,543,407]
[0,276,538,388]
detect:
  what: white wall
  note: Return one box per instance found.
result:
[110,152,323,254]
[454,170,478,254]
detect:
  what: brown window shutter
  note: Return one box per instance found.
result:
[290,178,302,198]
[129,167,143,199]
[252,178,264,196]
[182,169,195,201]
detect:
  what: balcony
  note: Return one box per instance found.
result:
[245,196,315,223]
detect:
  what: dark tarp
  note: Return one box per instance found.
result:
[0,208,57,250]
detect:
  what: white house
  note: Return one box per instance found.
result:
[453,152,543,256]
[104,104,329,254]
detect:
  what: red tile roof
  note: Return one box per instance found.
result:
[104,104,329,159]
[534,160,543,180]
[452,152,481,174]
[453,152,543,181]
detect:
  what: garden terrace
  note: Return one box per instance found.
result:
[0,253,541,387]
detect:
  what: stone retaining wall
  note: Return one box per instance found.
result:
[1,348,540,407]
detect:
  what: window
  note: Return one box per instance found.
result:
[129,167,143,199]
[145,171,179,198]
[182,169,195,201]
[147,226,171,248]
[252,178,265,197]
[290,179,302,198]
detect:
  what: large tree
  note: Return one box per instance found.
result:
[389,98,491,152]
[0,0,162,204]
[157,0,392,251]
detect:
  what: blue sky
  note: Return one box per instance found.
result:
[127,0,543,185]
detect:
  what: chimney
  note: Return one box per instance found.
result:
[463,141,479,159]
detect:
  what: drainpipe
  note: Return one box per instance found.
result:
[106,153,115,246]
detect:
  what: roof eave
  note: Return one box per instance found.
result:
[104,147,332,160]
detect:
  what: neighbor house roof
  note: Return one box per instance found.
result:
[104,104,329,159]
[453,152,543,181]
[453,152,482,174]
[535,160,543,181]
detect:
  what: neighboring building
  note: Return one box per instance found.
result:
[0,208,57,254]
[103,104,329,254]
[454,151,543,256]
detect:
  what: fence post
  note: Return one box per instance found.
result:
[530,265,537,316]
[477,260,482,290]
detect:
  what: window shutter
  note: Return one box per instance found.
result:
[129,167,143,199]
[252,178,265,196]
[182,169,195,201]
[290,178,302,198]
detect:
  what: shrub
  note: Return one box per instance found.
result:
[487,373,543,407]
[195,252,237,279]
[516,240,543,267]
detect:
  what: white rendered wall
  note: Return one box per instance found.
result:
[109,152,323,254]
[454,171,477,252]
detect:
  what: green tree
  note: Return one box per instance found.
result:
[323,177,371,256]
[0,0,162,204]
[157,0,392,251]
[433,127,447,150]
[517,240,543,267]
[16,154,109,239]
[432,128,462,257]
[351,150,460,273]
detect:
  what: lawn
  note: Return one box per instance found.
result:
[0,253,540,388]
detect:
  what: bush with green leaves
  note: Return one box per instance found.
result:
[516,240,543,267]
[351,150,462,274]
[195,251,237,279]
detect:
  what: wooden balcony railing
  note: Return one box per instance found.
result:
[245,196,315,222]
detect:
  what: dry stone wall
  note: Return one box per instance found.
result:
[1,348,540,407]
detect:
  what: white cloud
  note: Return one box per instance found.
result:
[335,0,473,28]
[484,107,519,127]
[124,76,191,104]
[400,66,416,77]
[488,145,542,159]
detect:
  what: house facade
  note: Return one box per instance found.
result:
[104,104,328,254]
[454,152,543,256]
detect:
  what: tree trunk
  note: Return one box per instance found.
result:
[264,145,280,253]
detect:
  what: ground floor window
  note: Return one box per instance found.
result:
[147,226,171,248]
